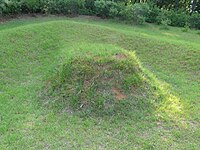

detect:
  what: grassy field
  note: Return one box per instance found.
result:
[0,17,199,149]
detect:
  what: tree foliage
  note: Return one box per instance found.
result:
[0,0,199,29]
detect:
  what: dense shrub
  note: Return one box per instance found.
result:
[155,9,170,25]
[182,22,190,32]
[146,4,161,23]
[167,10,188,27]
[133,3,149,24]
[133,3,149,18]
[160,19,171,30]
[119,4,133,21]
[84,0,95,15]
[0,0,85,15]
[0,0,22,15]
[46,0,85,15]
[21,0,43,13]
[0,0,4,14]
[120,3,149,24]
[189,13,200,29]
[155,9,190,28]
[109,7,118,18]
[94,0,118,18]
[155,9,199,29]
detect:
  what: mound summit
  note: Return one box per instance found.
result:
[44,47,158,115]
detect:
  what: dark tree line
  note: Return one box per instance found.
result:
[115,0,200,13]
[0,0,199,29]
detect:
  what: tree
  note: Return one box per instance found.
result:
[191,0,197,14]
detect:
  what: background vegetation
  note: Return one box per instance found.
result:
[0,0,200,29]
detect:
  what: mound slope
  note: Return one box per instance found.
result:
[43,46,158,116]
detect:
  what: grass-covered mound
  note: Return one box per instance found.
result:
[1,18,199,149]
[44,45,159,116]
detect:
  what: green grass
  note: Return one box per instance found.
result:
[0,17,199,149]
[43,45,154,116]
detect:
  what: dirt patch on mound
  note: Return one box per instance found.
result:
[112,88,127,100]
[115,54,127,60]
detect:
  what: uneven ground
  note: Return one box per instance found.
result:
[0,17,200,149]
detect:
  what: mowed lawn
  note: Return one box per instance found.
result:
[0,17,199,149]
